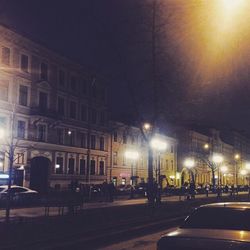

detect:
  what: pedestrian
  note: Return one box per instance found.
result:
[190,182,196,199]
[108,181,115,202]
[205,184,209,197]
[217,186,222,199]
[102,181,108,202]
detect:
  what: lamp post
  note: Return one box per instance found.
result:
[124,150,139,199]
[212,154,223,186]
[234,154,240,188]
[220,165,228,186]
[184,158,195,183]
[150,137,167,204]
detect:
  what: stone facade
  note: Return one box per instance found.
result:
[109,122,178,187]
[0,24,109,191]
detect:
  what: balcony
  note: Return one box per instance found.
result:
[30,107,58,119]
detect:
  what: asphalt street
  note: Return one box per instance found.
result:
[0,192,246,220]
[100,229,168,250]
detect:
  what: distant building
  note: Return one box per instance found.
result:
[109,122,178,187]
[177,127,250,187]
[0,24,109,192]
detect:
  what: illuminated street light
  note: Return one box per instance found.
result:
[143,123,151,131]
[125,150,139,199]
[150,138,167,152]
[204,143,209,150]
[234,154,240,160]
[212,154,223,164]
[245,162,250,170]
[221,165,228,173]
[240,169,247,176]
[150,137,167,203]
[184,158,195,169]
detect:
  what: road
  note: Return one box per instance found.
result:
[100,229,169,250]
[0,192,246,220]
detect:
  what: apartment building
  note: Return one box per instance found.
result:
[0,24,109,192]
[109,122,178,187]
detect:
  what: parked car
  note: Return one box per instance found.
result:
[157,202,250,250]
[116,184,134,195]
[0,185,38,205]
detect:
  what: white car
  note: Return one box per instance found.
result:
[0,185,38,204]
[157,203,250,250]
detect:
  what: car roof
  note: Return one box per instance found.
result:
[200,202,250,209]
[0,185,27,189]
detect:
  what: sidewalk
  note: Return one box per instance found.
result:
[0,191,247,220]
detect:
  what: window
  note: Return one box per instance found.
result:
[19,85,28,106]
[100,137,105,151]
[21,54,28,72]
[81,79,87,95]
[171,160,174,170]
[56,157,63,174]
[91,109,97,124]
[100,111,105,125]
[17,121,25,139]
[99,161,104,175]
[70,76,77,91]
[80,133,86,148]
[16,153,24,164]
[100,87,105,102]
[57,97,64,116]
[69,131,75,146]
[0,80,8,101]
[123,133,127,144]
[56,128,64,144]
[90,160,95,175]
[39,92,48,110]
[2,47,10,65]
[59,70,65,86]
[69,101,76,119]
[131,136,135,144]
[123,156,126,166]
[91,135,96,149]
[80,159,86,175]
[113,132,118,142]
[81,105,87,121]
[37,124,46,141]
[166,160,169,170]
[91,84,97,98]
[68,158,75,174]
[171,145,174,153]
[40,62,48,80]
[113,152,118,165]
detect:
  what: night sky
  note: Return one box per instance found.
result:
[1,0,250,133]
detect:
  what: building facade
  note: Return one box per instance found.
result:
[177,127,250,187]
[109,122,178,187]
[0,24,109,192]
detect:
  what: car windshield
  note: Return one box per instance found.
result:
[181,207,250,231]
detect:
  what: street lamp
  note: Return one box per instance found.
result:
[184,158,195,183]
[150,137,167,203]
[234,153,240,187]
[221,165,228,185]
[124,150,139,198]
[212,154,223,186]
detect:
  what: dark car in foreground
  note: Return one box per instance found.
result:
[157,202,250,250]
